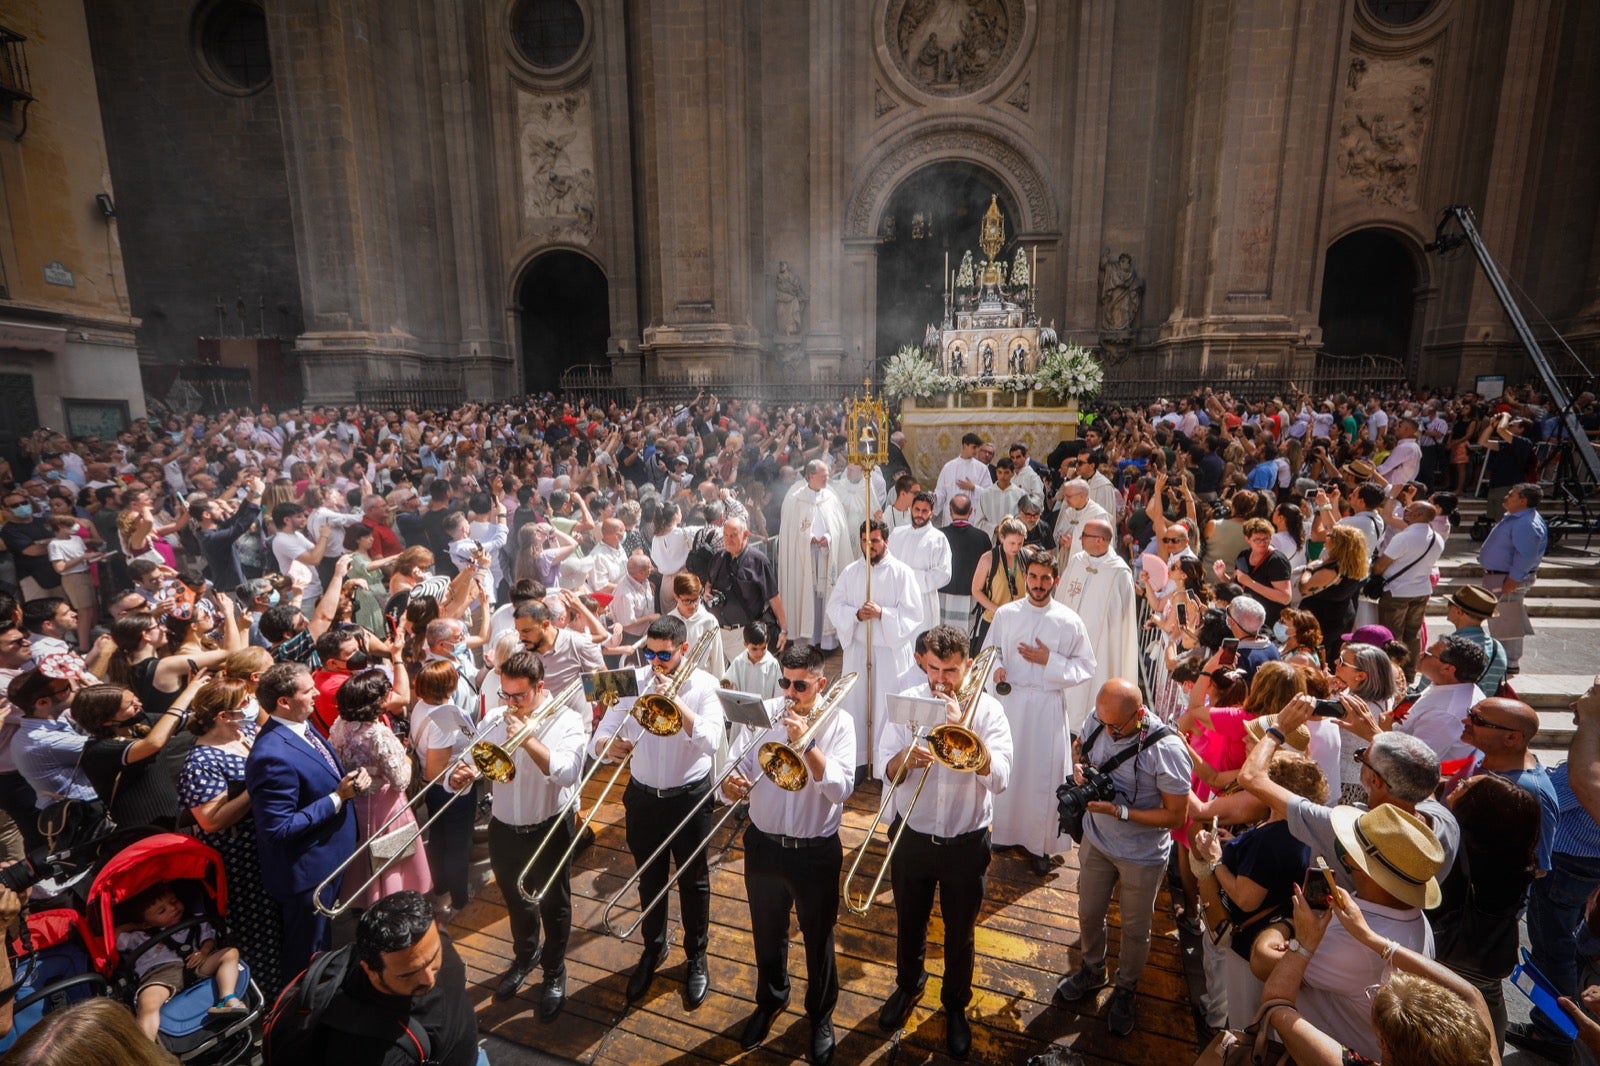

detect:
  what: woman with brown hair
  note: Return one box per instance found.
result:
[1277,607,1325,669]
[411,660,475,916]
[3,998,182,1064]
[969,516,1027,649]
[75,673,209,830]
[387,545,435,597]
[106,609,237,719]
[1298,524,1370,663]
[177,676,285,996]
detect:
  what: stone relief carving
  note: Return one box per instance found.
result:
[1005,77,1030,112]
[518,89,598,244]
[884,0,1025,98]
[1098,247,1144,336]
[846,125,1058,237]
[774,261,808,336]
[1336,52,1433,211]
[874,82,898,118]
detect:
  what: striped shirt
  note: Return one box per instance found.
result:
[1552,763,1600,859]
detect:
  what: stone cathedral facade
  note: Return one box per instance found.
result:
[75,0,1600,400]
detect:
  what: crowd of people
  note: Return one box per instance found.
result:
[0,380,1595,1064]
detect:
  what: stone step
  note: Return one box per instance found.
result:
[1424,597,1600,619]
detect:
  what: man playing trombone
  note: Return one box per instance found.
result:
[722,643,854,1065]
[873,624,1012,1060]
[447,650,587,1018]
[591,615,724,1009]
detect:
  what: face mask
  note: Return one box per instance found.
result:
[9,505,32,520]
[267,590,281,607]
[1271,621,1289,644]
[452,640,468,659]
[44,471,62,481]
[345,651,370,671]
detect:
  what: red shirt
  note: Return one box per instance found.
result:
[364,519,402,559]
[311,669,349,736]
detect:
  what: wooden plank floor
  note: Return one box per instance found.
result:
[444,771,1204,1066]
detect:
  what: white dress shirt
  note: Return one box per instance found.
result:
[590,667,724,789]
[483,700,589,825]
[610,573,656,636]
[736,698,856,839]
[588,541,628,591]
[873,683,1012,837]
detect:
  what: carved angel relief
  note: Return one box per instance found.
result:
[886,0,1024,97]
[1336,52,1434,211]
[518,89,598,244]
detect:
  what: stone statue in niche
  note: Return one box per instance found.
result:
[894,0,1012,95]
[1009,341,1027,374]
[1336,52,1433,211]
[1098,248,1145,336]
[775,261,809,336]
[979,341,995,378]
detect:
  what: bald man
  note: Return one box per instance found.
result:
[1055,679,1191,1036]
[589,518,629,594]
[1457,697,1557,874]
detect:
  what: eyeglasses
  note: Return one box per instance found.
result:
[1337,657,1361,670]
[1160,536,1186,544]
[777,677,814,693]
[1467,708,1521,732]
[640,648,677,663]
[1353,746,1388,787]
[1082,531,1110,540]
[501,688,535,704]
[0,637,29,650]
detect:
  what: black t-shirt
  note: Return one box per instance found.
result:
[1235,549,1292,628]
[83,722,180,831]
[1220,820,1309,958]
[1,519,61,589]
[1487,436,1534,488]
[419,508,456,576]
[942,523,993,595]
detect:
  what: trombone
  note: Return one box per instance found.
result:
[514,630,717,905]
[312,675,584,917]
[601,672,858,939]
[842,646,997,916]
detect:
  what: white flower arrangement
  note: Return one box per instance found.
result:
[1034,343,1104,400]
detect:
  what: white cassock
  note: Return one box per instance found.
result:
[934,455,992,524]
[987,596,1096,857]
[888,522,952,630]
[825,555,926,770]
[1056,548,1142,734]
[724,651,781,700]
[1051,499,1111,567]
[1013,463,1045,502]
[833,468,884,562]
[778,482,852,649]
[975,483,1025,534]
[1085,471,1120,521]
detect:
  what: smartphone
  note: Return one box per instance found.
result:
[1177,603,1189,628]
[1311,698,1347,718]
[1218,637,1239,667]
[1303,860,1335,911]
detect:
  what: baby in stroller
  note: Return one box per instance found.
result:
[114,881,245,1040]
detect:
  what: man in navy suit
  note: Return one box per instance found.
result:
[247,660,371,976]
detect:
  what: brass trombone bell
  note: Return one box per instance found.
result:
[470,677,585,783]
[756,673,858,792]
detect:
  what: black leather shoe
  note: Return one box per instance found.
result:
[810,1017,836,1065]
[877,976,925,1031]
[495,956,535,1001]
[537,966,566,1022]
[740,1005,779,1051]
[626,950,663,1003]
[947,1007,972,1060]
[1030,853,1052,876]
[574,824,596,854]
[684,954,711,1009]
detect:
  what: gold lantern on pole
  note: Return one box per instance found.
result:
[845,382,889,771]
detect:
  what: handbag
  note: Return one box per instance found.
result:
[364,794,420,862]
[1193,997,1296,1066]
[1362,530,1437,600]
[1432,847,1523,983]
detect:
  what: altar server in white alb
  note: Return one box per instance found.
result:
[934,433,992,525]
[988,546,1096,874]
[887,490,951,631]
[825,519,926,780]
[778,461,852,650]
[1057,519,1142,734]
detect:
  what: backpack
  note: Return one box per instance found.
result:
[683,524,722,581]
[263,945,433,1065]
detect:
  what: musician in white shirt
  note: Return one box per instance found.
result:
[722,643,854,1063]
[447,651,587,1017]
[590,615,724,1009]
[873,624,1013,1061]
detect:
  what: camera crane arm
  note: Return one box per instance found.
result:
[1425,204,1600,486]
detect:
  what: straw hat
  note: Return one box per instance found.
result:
[1329,804,1444,909]
[1344,458,1377,481]
[1448,585,1499,619]
[1244,714,1311,753]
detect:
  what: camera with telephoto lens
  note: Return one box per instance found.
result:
[705,590,726,609]
[1055,765,1118,843]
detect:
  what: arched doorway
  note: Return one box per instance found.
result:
[873,163,1020,368]
[517,250,610,391]
[1318,230,1420,360]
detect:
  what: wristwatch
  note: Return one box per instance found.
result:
[1116,804,1129,822]
[1288,938,1314,961]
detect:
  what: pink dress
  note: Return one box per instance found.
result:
[329,718,432,907]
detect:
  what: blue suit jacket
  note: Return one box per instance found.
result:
[245,718,358,899]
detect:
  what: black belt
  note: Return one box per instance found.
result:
[908,825,988,848]
[754,826,835,849]
[628,774,710,800]
[492,813,565,836]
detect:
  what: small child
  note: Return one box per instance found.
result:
[723,621,780,700]
[115,882,245,1040]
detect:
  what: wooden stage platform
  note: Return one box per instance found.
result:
[444,771,1203,1066]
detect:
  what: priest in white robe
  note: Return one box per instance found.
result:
[1057,519,1142,734]
[933,432,993,525]
[1051,479,1111,568]
[833,463,884,561]
[887,490,951,628]
[825,519,926,776]
[777,460,851,650]
[974,459,1026,534]
[987,546,1096,870]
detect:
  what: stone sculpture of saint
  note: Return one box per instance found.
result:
[1098,248,1145,335]
[775,261,809,336]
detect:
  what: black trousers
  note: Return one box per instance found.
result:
[0,772,43,853]
[889,826,991,1010]
[624,777,712,960]
[488,812,574,975]
[424,783,476,908]
[744,825,842,1020]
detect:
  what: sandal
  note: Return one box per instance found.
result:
[208,995,249,1015]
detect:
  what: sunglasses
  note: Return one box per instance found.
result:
[1467,709,1521,732]
[1160,536,1186,544]
[777,677,815,693]
[640,648,677,663]
[1352,746,1388,786]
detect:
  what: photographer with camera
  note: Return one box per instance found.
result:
[705,516,786,666]
[1054,677,1191,1036]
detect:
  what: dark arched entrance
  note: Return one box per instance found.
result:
[1318,230,1419,360]
[874,163,1019,367]
[517,250,610,391]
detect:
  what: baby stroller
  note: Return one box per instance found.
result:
[0,908,110,1053]
[83,833,263,1065]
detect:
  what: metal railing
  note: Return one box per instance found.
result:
[0,25,34,140]
[556,363,860,408]
[355,376,466,412]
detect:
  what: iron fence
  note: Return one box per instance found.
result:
[556,364,864,409]
[355,376,466,412]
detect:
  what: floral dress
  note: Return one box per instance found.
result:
[328,718,433,908]
[177,722,285,998]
